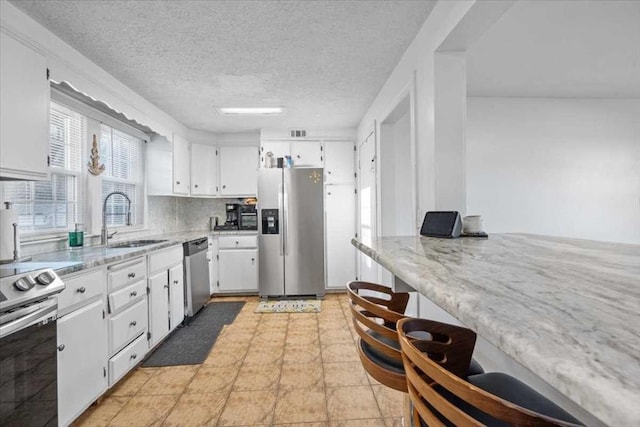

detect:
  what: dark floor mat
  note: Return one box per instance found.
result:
[142,301,245,367]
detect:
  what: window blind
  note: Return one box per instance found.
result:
[100,124,142,226]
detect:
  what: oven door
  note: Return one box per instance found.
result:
[0,299,58,426]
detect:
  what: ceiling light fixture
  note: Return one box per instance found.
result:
[217,107,286,115]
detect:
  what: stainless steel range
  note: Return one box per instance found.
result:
[0,264,68,426]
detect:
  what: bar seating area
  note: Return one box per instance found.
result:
[348,280,586,427]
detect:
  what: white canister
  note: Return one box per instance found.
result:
[462,215,483,234]
[0,202,19,262]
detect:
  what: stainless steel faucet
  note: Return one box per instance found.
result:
[101,191,132,245]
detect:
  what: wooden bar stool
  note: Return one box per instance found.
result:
[397,317,584,426]
[347,281,484,393]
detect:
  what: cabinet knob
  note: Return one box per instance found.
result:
[130,320,137,327]
[76,287,86,293]
[130,353,137,360]
[235,241,239,245]
[194,184,199,188]
[128,272,136,278]
[297,155,301,158]
[130,291,137,297]
[174,280,179,284]
[328,171,332,174]
[176,181,180,185]
[57,344,65,352]
[164,284,169,289]
[251,258,255,262]
[222,185,226,189]
[328,192,331,195]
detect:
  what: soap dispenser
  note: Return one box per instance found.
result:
[68,223,84,248]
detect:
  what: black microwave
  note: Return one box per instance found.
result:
[238,205,258,230]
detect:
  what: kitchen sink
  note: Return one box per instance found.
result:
[109,239,168,248]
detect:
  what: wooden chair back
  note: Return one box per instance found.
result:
[347,280,410,391]
[397,317,582,427]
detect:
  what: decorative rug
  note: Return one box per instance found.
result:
[255,300,322,313]
[142,301,245,367]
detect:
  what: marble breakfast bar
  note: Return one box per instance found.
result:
[352,234,640,427]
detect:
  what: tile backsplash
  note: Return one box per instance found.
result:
[20,196,244,257]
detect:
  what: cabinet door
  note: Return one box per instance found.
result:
[148,271,169,348]
[260,141,290,167]
[169,263,185,331]
[58,299,107,427]
[209,236,218,294]
[219,146,258,196]
[291,141,323,167]
[191,143,218,196]
[325,184,357,288]
[218,249,258,292]
[0,30,49,180]
[172,134,190,195]
[147,135,173,196]
[324,141,355,184]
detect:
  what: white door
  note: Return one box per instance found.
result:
[219,146,258,196]
[260,141,290,167]
[169,263,185,330]
[358,131,378,283]
[324,141,355,184]
[57,299,107,427]
[218,249,258,292]
[291,141,323,167]
[172,134,190,195]
[325,183,356,288]
[191,143,218,196]
[148,271,169,347]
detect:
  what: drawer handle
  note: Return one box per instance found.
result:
[130,353,137,360]
[130,291,137,297]
[251,258,255,262]
[235,241,239,245]
[130,320,137,327]
[128,272,136,278]
[57,344,65,352]
[76,287,86,293]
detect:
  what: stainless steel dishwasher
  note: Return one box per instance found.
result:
[183,237,210,317]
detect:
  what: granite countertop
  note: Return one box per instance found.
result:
[25,230,211,277]
[352,233,640,427]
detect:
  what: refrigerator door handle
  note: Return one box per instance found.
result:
[283,186,289,256]
[278,183,284,256]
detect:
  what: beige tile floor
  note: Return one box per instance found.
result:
[73,293,405,427]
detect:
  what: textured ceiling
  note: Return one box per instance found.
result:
[466,0,640,98]
[11,0,436,133]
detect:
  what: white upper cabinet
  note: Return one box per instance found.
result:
[219,146,258,196]
[172,134,190,195]
[147,134,173,196]
[291,141,323,167]
[324,141,355,183]
[260,141,290,167]
[191,143,218,196]
[0,30,50,180]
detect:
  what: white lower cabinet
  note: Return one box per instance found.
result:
[218,249,258,292]
[57,299,107,427]
[147,245,184,348]
[169,263,185,330]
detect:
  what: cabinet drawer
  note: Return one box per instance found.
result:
[108,258,146,292]
[59,268,105,314]
[109,333,147,386]
[218,235,257,249]
[148,245,183,274]
[109,298,148,355]
[108,280,146,314]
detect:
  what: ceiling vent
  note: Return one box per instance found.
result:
[290,129,307,138]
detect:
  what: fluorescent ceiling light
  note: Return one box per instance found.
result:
[217,107,286,115]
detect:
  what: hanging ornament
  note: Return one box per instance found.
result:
[87,134,105,176]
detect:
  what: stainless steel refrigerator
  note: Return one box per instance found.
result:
[258,167,325,298]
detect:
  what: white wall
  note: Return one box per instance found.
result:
[467,97,640,244]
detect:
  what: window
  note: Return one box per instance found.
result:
[100,124,143,227]
[2,103,84,234]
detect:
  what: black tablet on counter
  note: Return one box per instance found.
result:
[420,211,462,238]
